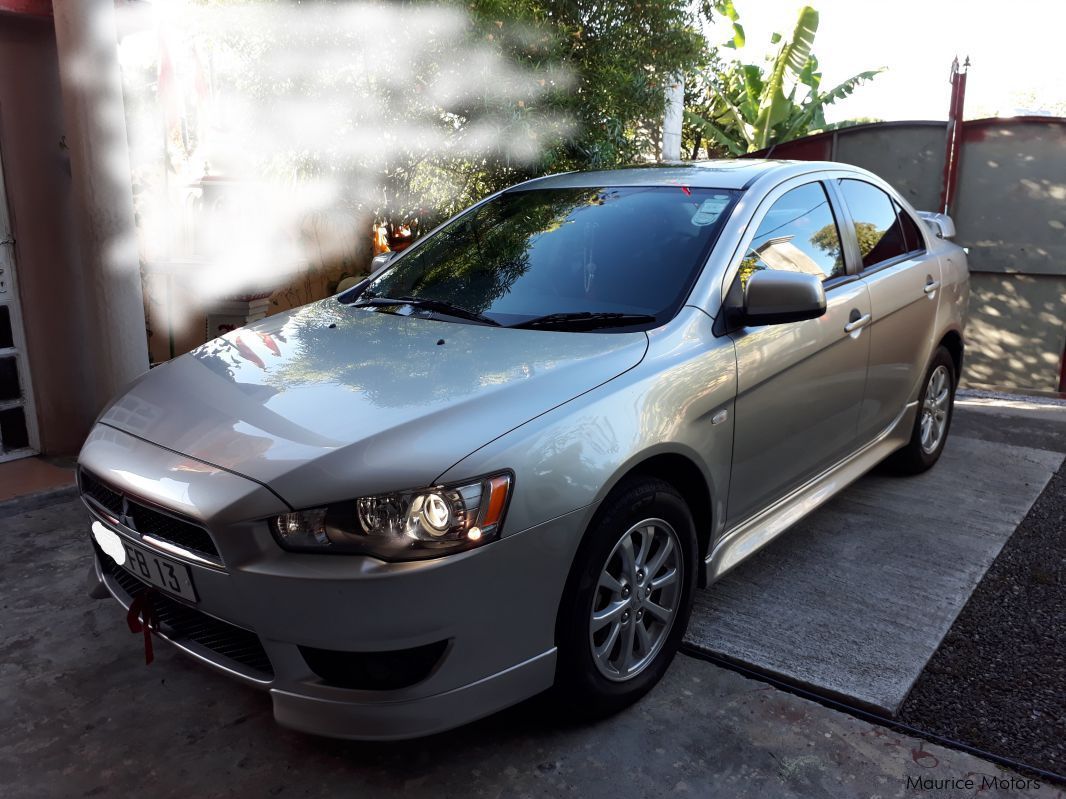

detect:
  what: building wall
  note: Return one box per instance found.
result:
[0,15,94,453]
[758,118,1066,393]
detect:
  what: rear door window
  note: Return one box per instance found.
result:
[836,179,909,270]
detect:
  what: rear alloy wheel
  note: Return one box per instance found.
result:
[919,364,952,454]
[886,345,956,475]
[554,477,697,717]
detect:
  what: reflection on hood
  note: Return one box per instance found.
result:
[100,299,648,507]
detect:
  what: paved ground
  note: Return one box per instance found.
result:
[2,401,1063,798]
[685,434,1062,714]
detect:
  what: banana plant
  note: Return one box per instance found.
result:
[685,4,882,155]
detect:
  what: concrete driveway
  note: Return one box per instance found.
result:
[686,402,1063,715]
[1,401,1060,798]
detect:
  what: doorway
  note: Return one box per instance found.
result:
[0,148,40,461]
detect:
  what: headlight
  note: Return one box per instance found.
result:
[270,473,513,560]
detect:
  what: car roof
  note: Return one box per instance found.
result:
[509,159,853,192]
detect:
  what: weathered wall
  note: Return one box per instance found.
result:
[952,120,1066,391]
[0,16,95,454]
[759,118,1066,393]
[833,123,946,212]
[966,272,1066,389]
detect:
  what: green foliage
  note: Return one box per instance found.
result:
[400,0,707,229]
[684,3,882,156]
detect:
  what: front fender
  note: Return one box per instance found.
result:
[434,308,738,543]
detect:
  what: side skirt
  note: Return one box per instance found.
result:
[704,401,918,584]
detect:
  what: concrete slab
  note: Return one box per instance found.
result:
[0,498,1055,797]
[953,392,1066,454]
[685,435,1063,716]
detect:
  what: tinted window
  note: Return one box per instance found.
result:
[354,186,738,328]
[894,200,926,254]
[837,179,908,269]
[739,182,844,287]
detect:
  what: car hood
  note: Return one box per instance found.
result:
[99,299,648,509]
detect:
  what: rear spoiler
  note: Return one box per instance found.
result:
[917,211,956,239]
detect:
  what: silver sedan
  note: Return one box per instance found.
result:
[80,159,969,739]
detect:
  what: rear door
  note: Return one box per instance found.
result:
[725,178,872,526]
[830,178,941,443]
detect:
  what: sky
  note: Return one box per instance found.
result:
[704,0,1065,123]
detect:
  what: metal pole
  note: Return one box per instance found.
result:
[661,74,684,162]
[940,56,969,214]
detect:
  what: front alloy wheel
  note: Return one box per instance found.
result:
[590,519,682,681]
[555,477,697,717]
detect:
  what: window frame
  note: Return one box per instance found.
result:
[893,198,929,257]
[829,177,928,277]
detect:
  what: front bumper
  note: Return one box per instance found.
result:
[81,425,588,739]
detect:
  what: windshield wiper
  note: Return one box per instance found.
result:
[511,311,657,331]
[352,295,500,326]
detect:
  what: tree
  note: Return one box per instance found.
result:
[684,4,881,157]
[416,0,708,224]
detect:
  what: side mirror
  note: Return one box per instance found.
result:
[740,270,827,327]
[917,211,956,239]
[370,251,397,273]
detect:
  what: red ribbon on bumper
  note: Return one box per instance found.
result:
[126,589,159,665]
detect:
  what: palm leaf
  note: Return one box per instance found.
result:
[684,110,747,156]
[709,84,756,148]
[783,6,819,74]
[816,68,883,105]
[780,69,883,142]
[752,6,819,150]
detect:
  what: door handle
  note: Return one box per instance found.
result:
[924,279,941,295]
[844,313,871,334]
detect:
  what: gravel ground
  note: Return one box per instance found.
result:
[898,459,1066,778]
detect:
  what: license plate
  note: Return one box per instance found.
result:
[92,521,198,602]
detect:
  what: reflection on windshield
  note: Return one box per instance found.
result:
[350,186,738,329]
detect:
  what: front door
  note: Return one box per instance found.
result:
[0,149,39,461]
[725,180,871,526]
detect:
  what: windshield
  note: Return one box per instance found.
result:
[347,186,739,330]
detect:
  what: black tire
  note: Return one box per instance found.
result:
[553,476,698,718]
[885,345,956,475]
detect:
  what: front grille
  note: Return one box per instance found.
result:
[128,504,219,560]
[80,470,123,516]
[80,469,221,563]
[98,550,274,680]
